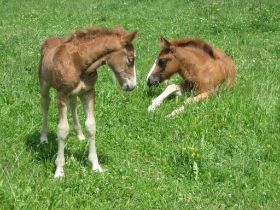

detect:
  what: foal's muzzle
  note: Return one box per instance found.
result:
[147,75,161,87]
[122,77,137,91]
[123,83,135,91]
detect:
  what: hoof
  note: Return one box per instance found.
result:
[148,99,161,112]
[166,113,176,118]
[54,167,64,178]
[147,105,156,112]
[40,136,48,144]
[77,134,86,141]
[166,106,185,118]
[92,164,104,173]
[147,102,158,112]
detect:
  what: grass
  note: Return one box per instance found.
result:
[0,0,279,209]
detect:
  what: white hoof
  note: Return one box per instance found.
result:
[148,99,162,112]
[54,167,64,178]
[147,104,156,112]
[77,133,86,141]
[166,106,185,118]
[40,136,48,144]
[166,113,177,118]
[92,164,104,173]
[148,102,158,112]
[166,111,178,118]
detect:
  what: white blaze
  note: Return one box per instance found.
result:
[147,59,157,81]
[133,64,137,85]
[125,65,136,89]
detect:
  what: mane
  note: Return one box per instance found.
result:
[65,26,123,42]
[172,38,215,58]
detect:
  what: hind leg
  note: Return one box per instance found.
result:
[225,69,236,89]
[224,58,236,89]
[167,91,212,117]
[40,82,51,144]
[70,96,85,141]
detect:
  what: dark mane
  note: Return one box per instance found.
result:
[66,26,123,42]
[172,38,215,58]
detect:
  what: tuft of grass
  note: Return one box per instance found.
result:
[0,0,279,209]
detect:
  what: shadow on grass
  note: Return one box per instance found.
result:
[143,86,162,98]
[24,131,109,168]
[25,131,57,162]
[143,85,193,100]
[72,147,110,168]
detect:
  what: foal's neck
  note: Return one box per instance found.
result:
[177,47,210,80]
[76,36,121,70]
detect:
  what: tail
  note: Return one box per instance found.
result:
[225,59,236,88]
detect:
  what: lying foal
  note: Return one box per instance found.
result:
[147,37,235,116]
[39,27,137,178]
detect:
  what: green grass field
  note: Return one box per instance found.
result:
[0,0,279,209]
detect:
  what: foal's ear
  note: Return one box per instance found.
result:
[170,45,176,53]
[160,36,171,49]
[121,31,138,45]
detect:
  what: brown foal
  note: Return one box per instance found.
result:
[39,27,137,178]
[147,37,235,116]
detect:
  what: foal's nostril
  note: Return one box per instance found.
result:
[123,83,135,91]
[147,78,152,87]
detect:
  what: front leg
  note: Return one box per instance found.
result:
[54,92,69,178]
[80,90,103,172]
[148,84,182,112]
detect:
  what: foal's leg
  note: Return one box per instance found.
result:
[40,82,50,144]
[167,91,211,117]
[80,90,103,172]
[70,96,85,141]
[54,93,69,178]
[148,84,182,112]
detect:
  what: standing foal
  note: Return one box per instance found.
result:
[39,27,137,178]
[147,37,235,116]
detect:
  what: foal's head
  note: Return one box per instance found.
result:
[106,31,138,91]
[147,37,180,87]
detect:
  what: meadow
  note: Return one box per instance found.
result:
[0,0,279,209]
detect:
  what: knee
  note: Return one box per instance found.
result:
[85,118,96,136]
[167,84,181,92]
[57,123,69,140]
[166,84,175,90]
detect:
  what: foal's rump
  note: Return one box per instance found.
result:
[39,38,65,85]
[39,38,82,92]
[41,37,65,55]
[213,48,236,88]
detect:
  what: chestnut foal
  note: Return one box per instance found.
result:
[39,27,137,178]
[147,37,235,116]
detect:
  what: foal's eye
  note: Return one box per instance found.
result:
[127,57,134,66]
[158,58,169,71]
